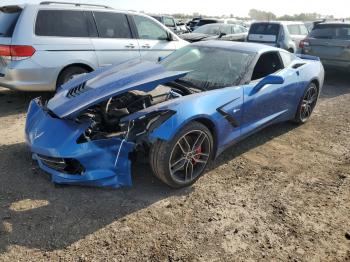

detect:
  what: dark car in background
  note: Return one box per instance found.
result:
[299,22,350,70]
[191,18,223,31]
[187,17,201,31]
[180,23,247,42]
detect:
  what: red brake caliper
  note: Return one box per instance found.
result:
[192,147,202,164]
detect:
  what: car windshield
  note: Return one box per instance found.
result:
[310,24,350,40]
[160,45,255,90]
[193,24,227,35]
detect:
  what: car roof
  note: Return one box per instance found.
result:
[10,3,136,13]
[251,21,304,25]
[193,40,280,54]
[318,21,350,25]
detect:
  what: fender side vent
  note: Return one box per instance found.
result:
[292,63,306,69]
[66,82,90,98]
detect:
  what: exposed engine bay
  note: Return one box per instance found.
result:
[76,84,189,142]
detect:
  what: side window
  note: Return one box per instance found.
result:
[280,51,295,67]
[287,24,301,35]
[35,10,89,37]
[133,15,168,40]
[251,52,284,81]
[299,24,309,35]
[164,17,175,27]
[94,12,132,39]
[222,25,232,35]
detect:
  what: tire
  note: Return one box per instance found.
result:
[293,82,319,124]
[288,48,295,53]
[56,66,89,90]
[150,121,214,188]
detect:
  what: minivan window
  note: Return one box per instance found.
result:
[249,23,280,35]
[133,15,168,40]
[0,8,22,37]
[35,10,89,37]
[94,12,132,39]
[310,24,350,40]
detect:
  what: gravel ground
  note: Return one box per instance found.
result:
[0,71,349,261]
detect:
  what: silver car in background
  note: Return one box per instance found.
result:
[0,2,188,91]
[247,21,309,53]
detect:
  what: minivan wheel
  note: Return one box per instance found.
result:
[288,48,295,53]
[56,66,89,90]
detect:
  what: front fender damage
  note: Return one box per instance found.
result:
[26,99,136,188]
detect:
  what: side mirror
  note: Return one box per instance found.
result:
[167,32,174,41]
[218,32,227,38]
[253,75,284,93]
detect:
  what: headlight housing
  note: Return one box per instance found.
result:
[120,110,176,140]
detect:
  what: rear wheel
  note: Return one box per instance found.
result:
[150,122,213,188]
[56,66,89,90]
[294,82,319,124]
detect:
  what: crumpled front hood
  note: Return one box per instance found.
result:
[180,33,217,42]
[47,59,188,119]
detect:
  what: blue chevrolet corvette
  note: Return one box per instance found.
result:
[25,41,324,188]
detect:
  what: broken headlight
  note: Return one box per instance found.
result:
[120,110,176,139]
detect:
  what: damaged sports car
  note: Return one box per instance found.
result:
[25,41,324,188]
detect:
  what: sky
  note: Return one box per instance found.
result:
[1,0,349,18]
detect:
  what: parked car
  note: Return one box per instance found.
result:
[0,3,187,91]
[150,15,184,34]
[299,22,350,70]
[187,17,202,31]
[25,41,324,189]
[180,23,247,42]
[176,20,191,34]
[247,21,309,53]
[191,18,223,31]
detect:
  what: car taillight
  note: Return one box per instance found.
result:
[0,45,36,61]
[299,39,310,49]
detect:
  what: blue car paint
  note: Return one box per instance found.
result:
[25,41,324,188]
[26,99,135,188]
[48,59,188,119]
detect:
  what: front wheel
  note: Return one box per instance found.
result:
[294,82,319,124]
[150,122,213,188]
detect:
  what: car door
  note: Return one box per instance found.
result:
[131,14,177,62]
[91,11,140,67]
[241,51,298,136]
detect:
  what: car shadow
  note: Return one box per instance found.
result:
[0,142,192,253]
[207,122,298,172]
[0,88,51,119]
[0,122,299,253]
[321,70,350,99]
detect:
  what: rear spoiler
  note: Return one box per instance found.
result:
[296,54,320,61]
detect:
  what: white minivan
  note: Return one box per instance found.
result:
[0,2,188,91]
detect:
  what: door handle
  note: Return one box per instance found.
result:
[125,44,135,49]
[142,44,151,49]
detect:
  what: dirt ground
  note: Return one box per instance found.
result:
[0,71,349,261]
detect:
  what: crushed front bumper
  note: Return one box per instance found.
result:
[25,98,135,188]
